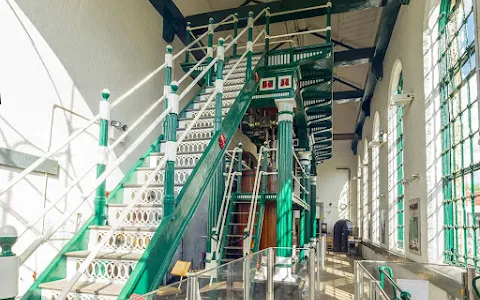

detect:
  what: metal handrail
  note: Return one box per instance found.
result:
[213,146,241,259]
[20,105,172,264]
[238,39,298,49]
[16,94,168,243]
[245,146,270,253]
[189,13,237,31]
[58,30,253,298]
[473,276,480,298]
[0,15,217,199]
[378,267,412,300]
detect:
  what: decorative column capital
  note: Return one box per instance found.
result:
[275,98,295,111]
[299,152,311,166]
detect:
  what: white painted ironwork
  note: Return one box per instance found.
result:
[88,228,155,252]
[107,205,163,227]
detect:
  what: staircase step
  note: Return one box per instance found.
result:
[226,234,244,238]
[107,203,163,227]
[64,250,140,282]
[192,98,235,109]
[149,153,202,168]
[40,279,121,299]
[121,185,181,206]
[204,84,244,94]
[135,168,193,185]
[183,107,229,119]
[198,90,240,100]
[224,246,243,250]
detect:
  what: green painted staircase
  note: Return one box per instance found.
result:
[22,53,265,299]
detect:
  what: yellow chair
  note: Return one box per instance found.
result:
[156,260,191,297]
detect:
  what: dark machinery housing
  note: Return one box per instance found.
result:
[333,219,353,252]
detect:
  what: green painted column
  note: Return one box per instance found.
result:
[163,45,173,132]
[163,80,179,218]
[237,143,243,193]
[300,152,311,247]
[310,175,317,239]
[245,11,254,81]
[207,38,225,254]
[184,22,191,64]
[274,98,295,281]
[265,8,271,54]
[232,13,239,57]
[206,17,214,86]
[326,1,332,43]
[94,89,110,226]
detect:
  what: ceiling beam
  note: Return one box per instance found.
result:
[149,0,204,61]
[188,0,386,34]
[334,47,375,67]
[333,90,364,103]
[351,0,405,154]
[310,32,355,50]
[334,133,355,140]
[333,77,363,91]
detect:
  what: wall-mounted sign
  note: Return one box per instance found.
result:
[278,75,292,89]
[260,77,276,91]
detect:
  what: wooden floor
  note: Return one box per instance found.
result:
[315,251,358,300]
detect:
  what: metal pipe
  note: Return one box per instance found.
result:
[316,239,321,290]
[320,235,326,269]
[243,255,251,300]
[354,261,360,299]
[308,247,316,300]
[187,276,198,299]
[464,268,476,299]
[474,0,480,144]
[267,248,274,300]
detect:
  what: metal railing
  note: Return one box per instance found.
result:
[56,7,270,297]
[211,146,242,265]
[132,239,327,300]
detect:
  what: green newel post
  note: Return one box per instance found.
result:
[274,98,295,281]
[206,17,214,86]
[164,45,173,130]
[300,152,311,246]
[163,80,179,218]
[265,8,270,54]
[185,22,191,64]
[207,38,226,254]
[326,1,332,43]
[94,89,110,226]
[237,143,243,193]
[232,13,239,57]
[310,175,317,239]
[246,11,254,81]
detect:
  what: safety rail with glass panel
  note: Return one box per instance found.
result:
[130,241,327,300]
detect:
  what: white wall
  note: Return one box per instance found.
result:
[355,0,456,263]
[316,140,357,234]
[0,0,197,293]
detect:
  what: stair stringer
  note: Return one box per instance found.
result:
[252,194,266,252]
[118,60,267,298]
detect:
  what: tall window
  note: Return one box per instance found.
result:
[362,140,371,240]
[372,113,381,244]
[388,70,405,250]
[357,155,363,236]
[439,0,479,268]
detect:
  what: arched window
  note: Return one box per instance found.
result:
[439,0,478,267]
[388,62,405,251]
[362,139,371,240]
[372,112,381,244]
[357,155,363,236]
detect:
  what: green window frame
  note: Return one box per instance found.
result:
[439,0,478,269]
[388,72,405,250]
